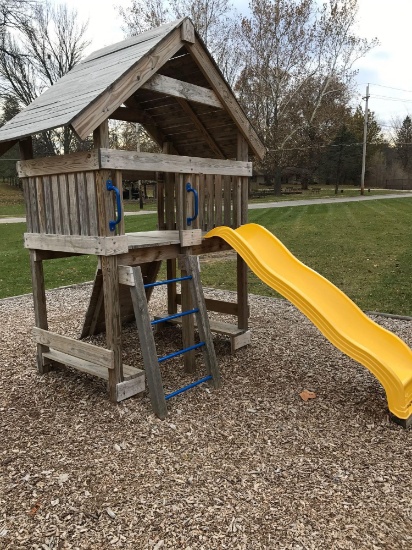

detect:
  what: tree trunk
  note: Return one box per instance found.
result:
[274,167,282,196]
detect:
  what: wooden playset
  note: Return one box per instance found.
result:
[0,18,265,418]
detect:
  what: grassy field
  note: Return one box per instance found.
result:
[1,198,411,315]
[0,181,399,217]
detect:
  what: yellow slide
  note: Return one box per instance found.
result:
[206,223,412,426]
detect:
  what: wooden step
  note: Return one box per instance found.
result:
[154,314,251,353]
[43,349,145,382]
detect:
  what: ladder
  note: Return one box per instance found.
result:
[119,255,221,419]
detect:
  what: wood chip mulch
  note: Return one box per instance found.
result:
[1,284,411,549]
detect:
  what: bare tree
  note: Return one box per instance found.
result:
[118,0,242,86]
[0,1,90,155]
[236,0,378,193]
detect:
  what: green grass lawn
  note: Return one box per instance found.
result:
[1,199,412,315]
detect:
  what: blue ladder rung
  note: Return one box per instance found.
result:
[144,275,192,289]
[158,342,205,363]
[165,375,213,400]
[151,308,199,326]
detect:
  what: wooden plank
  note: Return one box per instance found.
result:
[33,327,114,369]
[100,149,252,176]
[59,174,71,234]
[35,177,46,234]
[237,133,249,331]
[51,175,62,234]
[28,177,39,233]
[130,266,168,419]
[117,237,232,265]
[72,27,183,140]
[142,74,222,108]
[17,150,100,178]
[118,265,134,286]
[181,18,195,43]
[231,330,251,353]
[164,174,175,230]
[85,171,98,235]
[214,174,223,226]
[176,173,185,231]
[223,176,232,227]
[180,229,202,247]
[205,174,215,230]
[182,255,220,387]
[67,173,80,235]
[24,233,129,255]
[176,294,239,316]
[198,173,205,229]
[76,172,89,235]
[158,314,248,337]
[43,176,55,234]
[157,171,165,229]
[116,377,146,401]
[22,179,33,232]
[101,255,123,401]
[186,40,266,159]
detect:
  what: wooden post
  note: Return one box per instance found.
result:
[29,251,52,374]
[237,133,249,330]
[163,142,177,315]
[176,174,195,373]
[94,121,123,401]
[20,137,52,374]
[130,266,167,419]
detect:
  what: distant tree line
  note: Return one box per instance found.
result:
[1,0,412,192]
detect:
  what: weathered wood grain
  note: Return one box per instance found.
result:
[33,327,114,369]
[17,150,99,177]
[24,233,129,255]
[142,74,222,108]
[100,148,252,176]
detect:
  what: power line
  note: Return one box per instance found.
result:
[359,83,412,94]
[370,94,412,103]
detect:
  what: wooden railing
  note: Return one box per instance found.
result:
[157,172,248,231]
[23,172,100,236]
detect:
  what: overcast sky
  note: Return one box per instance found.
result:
[62,0,412,129]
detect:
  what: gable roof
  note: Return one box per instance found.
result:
[0,18,265,159]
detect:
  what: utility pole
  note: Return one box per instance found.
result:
[360,83,370,195]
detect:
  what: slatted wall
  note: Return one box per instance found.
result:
[23,172,99,236]
[157,172,248,231]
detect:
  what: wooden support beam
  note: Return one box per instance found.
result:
[29,252,52,374]
[94,121,123,401]
[33,328,114,369]
[17,149,100,178]
[141,74,223,109]
[236,132,249,331]
[24,234,129,255]
[181,255,221,387]
[99,149,252,176]
[186,40,266,159]
[175,97,225,159]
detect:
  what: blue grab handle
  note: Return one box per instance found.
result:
[106,179,122,232]
[186,182,199,226]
